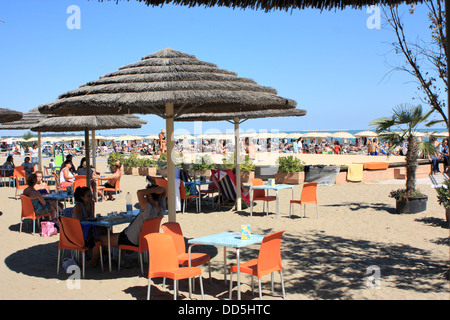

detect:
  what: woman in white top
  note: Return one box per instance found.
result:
[31,144,39,166]
[59,160,75,188]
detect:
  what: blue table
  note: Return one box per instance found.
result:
[81,209,140,272]
[188,232,265,300]
[43,191,74,216]
[249,184,295,218]
[194,180,213,212]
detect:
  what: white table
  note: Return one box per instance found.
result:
[249,184,295,218]
[188,232,265,300]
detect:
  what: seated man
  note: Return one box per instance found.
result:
[99,182,166,248]
[95,160,122,201]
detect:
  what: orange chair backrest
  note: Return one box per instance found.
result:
[257,230,285,278]
[138,216,163,249]
[58,216,85,249]
[161,222,185,256]
[145,233,179,274]
[250,178,266,198]
[179,180,189,199]
[19,195,36,220]
[154,177,168,198]
[14,166,26,179]
[73,175,87,190]
[300,182,318,204]
[114,177,121,191]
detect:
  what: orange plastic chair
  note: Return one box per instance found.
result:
[101,176,122,200]
[154,177,168,199]
[19,195,53,235]
[14,167,28,199]
[250,178,277,215]
[229,231,286,300]
[145,233,204,300]
[161,222,211,279]
[57,216,104,278]
[289,182,319,220]
[118,216,163,274]
[179,180,199,214]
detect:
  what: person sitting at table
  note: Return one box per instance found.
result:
[94,160,122,201]
[22,156,35,178]
[72,186,102,268]
[59,160,75,189]
[76,157,96,176]
[34,170,64,211]
[65,154,76,174]
[2,155,15,177]
[22,173,57,220]
[99,183,166,248]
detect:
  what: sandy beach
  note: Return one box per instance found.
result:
[0,153,448,300]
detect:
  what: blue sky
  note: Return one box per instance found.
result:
[0,0,445,137]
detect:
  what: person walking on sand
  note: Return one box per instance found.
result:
[368,138,379,156]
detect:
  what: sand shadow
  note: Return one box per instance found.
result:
[322,202,396,214]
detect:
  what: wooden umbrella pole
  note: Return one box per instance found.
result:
[166,103,176,222]
[38,132,42,172]
[85,129,91,188]
[234,117,242,211]
[92,130,97,171]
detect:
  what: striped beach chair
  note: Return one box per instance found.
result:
[211,169,250,209]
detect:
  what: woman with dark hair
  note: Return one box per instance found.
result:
[2,155,15,177]
[59,160,75,188]
[22,173,56,219]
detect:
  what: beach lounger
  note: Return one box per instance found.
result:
[211,169,250,209]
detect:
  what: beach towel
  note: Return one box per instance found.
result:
[346,163,363,182]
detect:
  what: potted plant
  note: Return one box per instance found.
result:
[139,158,157,176]
[436,179,450,224]
[370,103,437,214]
[275,155,305,184]
[192,154,213,177]
[240,155,255,183]
[122,152,141,175]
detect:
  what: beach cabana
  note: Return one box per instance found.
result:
[32,115,147,186]
[38,48,297,222]
[176,108,306,210]
[0,108,23,124]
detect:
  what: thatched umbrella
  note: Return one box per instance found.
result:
[32,115,147,186]
[129,0,421,11]
[176,108,306,210]
[38,48,297,222]
[0,107,52,170]
[0,108,23,124]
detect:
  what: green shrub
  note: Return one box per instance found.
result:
[277,156,305,173]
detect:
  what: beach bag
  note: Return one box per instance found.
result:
[185,181,197,195]
[62,256,78,272]
[41,221,58,237]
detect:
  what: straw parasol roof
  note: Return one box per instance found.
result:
[0,107,49,130]
[131,0,421,11]
[38,48,297,116]
[176,108,306,122]
[302,131,331,139]
[331,131,356,139]
[354,130,378,138]
[0,108,23,123]
[31,115,146,132]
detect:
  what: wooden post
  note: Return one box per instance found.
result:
[85,129,91,187]
[234,117,242,211]
[166,103,176,222]
[37,132,42,172]
[92,130,97,171]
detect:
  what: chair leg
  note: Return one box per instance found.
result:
[118,249,121,271]
[99,246,104,272]
[316,204,319,219]
[271,273,274,292]
[57,249,61,274]
[280,271,286,299]
[82,252,85,278]
[258,279,262,300]
[139,253,143,275]
[199,275,204,300]
[229,271,233,300]
[147,278,151,300]
[174,280,178,300]
[20,218,23,233]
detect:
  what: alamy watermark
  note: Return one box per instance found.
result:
[366,265,381,289]
[66,5,81,30]
[366,5,381,30]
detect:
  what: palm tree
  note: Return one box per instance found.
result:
[370,103,438,195]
